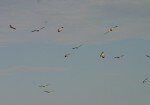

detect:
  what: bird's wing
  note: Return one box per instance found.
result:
[104,30,110,35]
[112,26,118,28]
[39,26,45,30]
[10,25,16,29]
[77,44,83,48]
[114,56,119,58]
[100,52,104,57]
[31,30,37,32]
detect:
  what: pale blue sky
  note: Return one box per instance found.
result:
[0,0,150,105]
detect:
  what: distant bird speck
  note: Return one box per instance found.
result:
[142,77,149,84]
[114,55,124,59]
[58,27,64,32]
[64,53,70,59]
[104,25,118,35]
[43,90,54,93]
[31,26,45,32]
[100,51,105,58]
[145,55,150,58]
[9,25,16,30]
[72,44,83,50]
[39,84,49,88]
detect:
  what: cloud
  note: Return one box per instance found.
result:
[0,66,65,75]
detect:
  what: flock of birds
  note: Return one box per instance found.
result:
[99,51,125,59]
[8,23,150,93]
[63,25,121,60]
[100,51,150,85]
[35,83,54,94]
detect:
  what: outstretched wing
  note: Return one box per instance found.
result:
[146,55,150,58]
[9,25,16,30]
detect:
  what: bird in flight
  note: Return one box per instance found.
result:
[104,25,118,35]
[38,83,50,88]
[58,27,64,32]
[100,51,105,58]
[145,55,150,58]
[39,85,48,88]
[142,77,149,84]
[114,55,124,59]
[72,44,83,50]
[9,25,16,30]
[31,26,45,32]
[64,53,71,59]
[43,90,54,93]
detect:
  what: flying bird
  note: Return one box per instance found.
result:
[57,27,64,32]
[142,77,149,84]
[43,90,54,93]
[114,55,124,59]
[9,25,16,30]
[104,25,118,35]
[31,26,45,32]
[100,51,105,58]
[72,44,83,50]
[38,83,50,88]
[64,53,71,59]
[145,55,150,58]
[39,85,48,88]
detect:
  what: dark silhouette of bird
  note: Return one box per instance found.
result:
[64,53,70,59]
[43,90,54,93]
[72,44,83,50]
[39,85,48,88]
[9,25,16,30]
[100,51,105,58]
[114,55,124,59]
[142,77,149,84]
[104,25,118,35]
[31,26,45,32]
[145,55,150,58]
[58,27,64,32]
[38,83,50,88]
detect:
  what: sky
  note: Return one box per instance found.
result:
[0,0,150,105]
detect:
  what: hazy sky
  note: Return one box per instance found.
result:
[0,0,150,105]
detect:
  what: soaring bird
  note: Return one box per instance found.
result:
[100,51,105,58]
[57,27,64,32]
[72,44,83,50]
[145,55,150,58]
[31,26,45,32]
[9,25,16,30]
[38,83,50,88]
[64,53,70,59]
[104,25,118,35]
[43,90,54,93]
[39,84,48,88]
[142,77,149,84]
[114,55,124,59]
